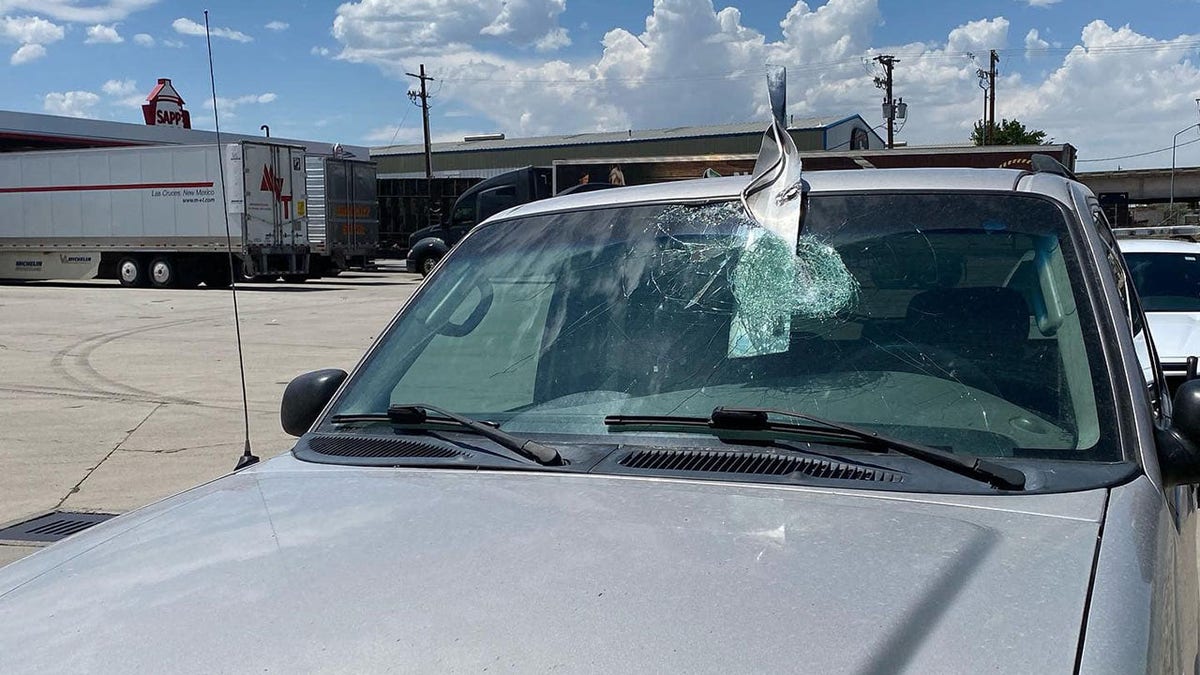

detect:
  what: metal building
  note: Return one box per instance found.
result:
[0,109,367,158]
[371,115,885,249]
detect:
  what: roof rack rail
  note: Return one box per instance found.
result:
[1030,153,1077,181]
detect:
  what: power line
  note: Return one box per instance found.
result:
[1077,136,1200,163]
[386,101,413,147]
[1014,39,1200,56]
[427,39,1200,86]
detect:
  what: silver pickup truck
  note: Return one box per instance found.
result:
[1,161,1197,673]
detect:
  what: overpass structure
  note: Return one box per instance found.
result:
[1077,166,1200,227]
[1078,167,1200,202]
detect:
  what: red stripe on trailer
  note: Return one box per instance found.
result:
[0,181,215,194]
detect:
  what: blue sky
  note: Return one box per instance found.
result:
[1,0,1199,169]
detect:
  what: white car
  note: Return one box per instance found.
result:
[1118,234,1200,387]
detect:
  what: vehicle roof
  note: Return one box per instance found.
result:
[495,168,1056,221]
[1115,237,1200,254]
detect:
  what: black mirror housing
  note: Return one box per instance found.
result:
[281,369,348,437]
[1159,378,1200,486]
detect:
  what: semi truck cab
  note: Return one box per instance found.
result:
[406,167,551,275]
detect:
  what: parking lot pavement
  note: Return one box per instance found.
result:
[0,263,421,565]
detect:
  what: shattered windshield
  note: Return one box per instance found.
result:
[330,192,1117,462]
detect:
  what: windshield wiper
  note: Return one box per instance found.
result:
[604,406,1025,490]
[331,404,563,466]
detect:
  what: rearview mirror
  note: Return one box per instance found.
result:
[281,369,348,436]
[1158,378,1200,486]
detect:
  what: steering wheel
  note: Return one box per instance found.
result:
[841,341,1002,396]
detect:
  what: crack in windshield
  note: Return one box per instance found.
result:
[647,202,860,360]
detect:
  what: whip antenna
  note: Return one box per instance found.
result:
[205,10,258,470]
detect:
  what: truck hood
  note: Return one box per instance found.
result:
[1147,311,1200,366]
[0,456,1104,673]
[407,224,442,246]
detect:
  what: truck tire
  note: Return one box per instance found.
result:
[281,274,308,284]
[419,253,440,276]
[117,256,147,287]
[149,256,178,288]
[239,268,268,283]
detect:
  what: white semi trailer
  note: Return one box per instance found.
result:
[0,141,308,287]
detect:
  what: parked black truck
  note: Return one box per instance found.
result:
[405,167,551,275]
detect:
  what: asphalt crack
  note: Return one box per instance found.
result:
[55,403,163,509]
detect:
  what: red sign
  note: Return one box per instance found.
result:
[141,78,191,129]
[260,165,294,218]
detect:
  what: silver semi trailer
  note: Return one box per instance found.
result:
[0,141,308,287]
[305,155,378,276]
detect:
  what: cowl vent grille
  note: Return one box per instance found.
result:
[619,448,902,482]
[306,434,464,459]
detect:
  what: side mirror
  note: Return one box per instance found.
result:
[1159,377,1200,486]
[281,369,348,437]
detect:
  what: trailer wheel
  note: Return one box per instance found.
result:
[117,256,147,287]
[149,257,178,288]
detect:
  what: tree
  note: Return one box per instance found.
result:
[971,118,1048,146]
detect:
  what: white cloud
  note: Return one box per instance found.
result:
[364,125,423,144]
[533,27,569,52]
[332,0,570,59]
[311,45,330,56]
[265,20,288,31]
[171,17,251,42]
[1024,28,1048,58]
[162,38,183,48]
[945,17,1009,55]
[365,124,470,145]
[480,0,569,49]
[84,23,122,43]
[1024,0,1061,6]
[332,0,1200,169]
[0,0,156,23]
[2,14,65,62]
[44,90,101,117]
[203,92,278,117]
[102,78,144,107]
[1005,20,1200,166]
[0,15,66,44]
[101,78,136,95]
[9,42,44,63]
[132,31,152,46]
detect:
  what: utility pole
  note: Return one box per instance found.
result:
[874,54,899,149]
[406,64,434,180]
[975,55,995,145]
[989,50,999,144]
